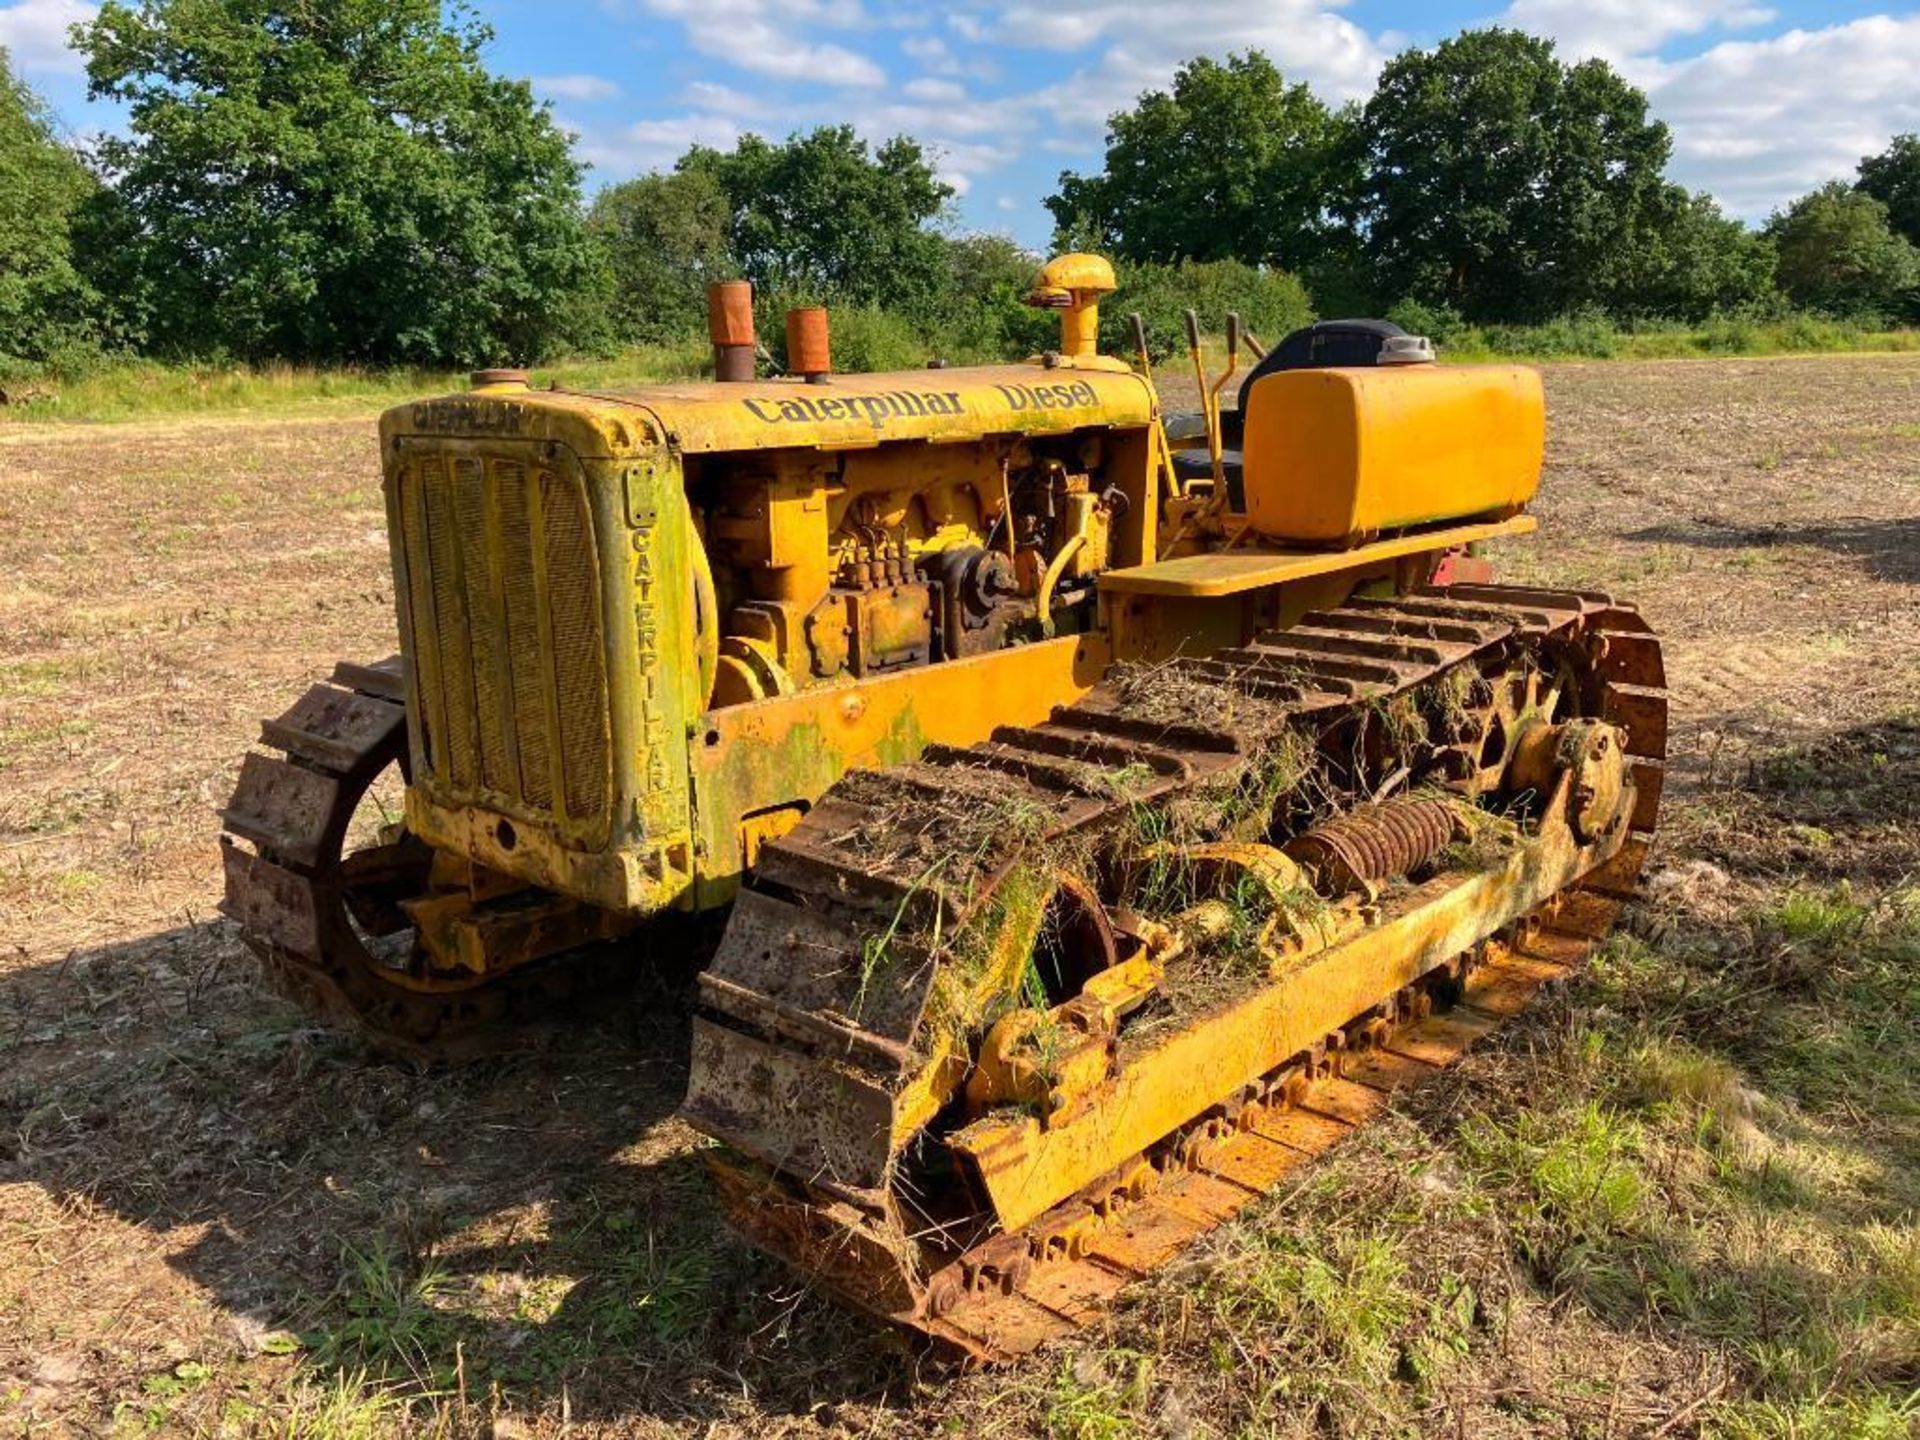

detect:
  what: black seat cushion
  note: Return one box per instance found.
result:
[1235,318,1409,415]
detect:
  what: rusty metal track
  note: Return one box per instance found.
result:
[686,584,1668,1359]
[915,895,1623,1362]
[217,657,641,1057]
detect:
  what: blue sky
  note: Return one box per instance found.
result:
[6,0,1918,248]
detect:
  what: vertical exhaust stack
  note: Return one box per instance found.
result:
[786,306,831,383]
[708,280,756,382]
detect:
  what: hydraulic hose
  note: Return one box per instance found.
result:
[1037,531,1087,637]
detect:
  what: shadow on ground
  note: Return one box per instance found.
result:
[1627,515,1920,584]
[0,914,920,1427]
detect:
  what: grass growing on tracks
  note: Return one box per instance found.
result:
[1002,895,1920,1438]
[13,712,1920,1438]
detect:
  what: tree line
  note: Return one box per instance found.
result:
[1053,41,1920,332]
[4,2,1918,374]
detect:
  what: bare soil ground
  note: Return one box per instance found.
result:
[2,356,1917,1437]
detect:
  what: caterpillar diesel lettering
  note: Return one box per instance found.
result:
[220,254,1666,1360]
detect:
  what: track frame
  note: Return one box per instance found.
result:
[685,584,1667,1360]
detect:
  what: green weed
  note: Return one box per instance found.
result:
[52,868,103,899]
[1462,1101,1647,1244]
[1753,887,1868,950]
[242,1371,416,1439]
[1205,1230,1427,1389]
[301,1243,457,1397]
[114,1359,213,1432]
[0,716,95,765]
[1710,1391,1920,1440]
[0,656,87,698]
[1045,1349,1153,1440]
[599,1235,721,1347]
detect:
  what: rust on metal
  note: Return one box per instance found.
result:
[217,655,643,1057]
[709,279,756,382]
[785,306,831,379]
[217,270,1670,1354]
[1285,795,1460,890]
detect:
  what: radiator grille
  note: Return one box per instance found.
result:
[396,452,610,834]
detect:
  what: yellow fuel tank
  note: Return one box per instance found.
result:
[1240,364,1545,547]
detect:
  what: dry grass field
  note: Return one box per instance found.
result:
[2,355,1918,1438]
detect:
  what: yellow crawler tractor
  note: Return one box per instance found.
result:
[220,255,1666,1360]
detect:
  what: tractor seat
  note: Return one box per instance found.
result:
[1162,318,1409,517]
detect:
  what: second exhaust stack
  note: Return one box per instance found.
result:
[786,306,831,382]
[708,280,755,382]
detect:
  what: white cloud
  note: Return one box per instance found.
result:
[902,76,966,102]
[679,79,771,115]
[637,0,887,86]
[900,26,1000,81]
[0,0,93,74]
[1479,5,1919,221]
[585,0,1918,234]
[975,0,1384,99]
[995,194,1019,211]
[1501,0,1774,67]
[532,73,620,101]
[846,84,1027,144]
[903,33,957,69]
[570,112,744,177]
[791,82,1032,193]
[958,0,1387,156]
[959,2,1919,226]
[851,106,1024,195]
[1642,15,1920,218]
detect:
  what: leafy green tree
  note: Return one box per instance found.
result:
[76,0,596,365]
[1045,53,1352,275]
[1355,29,1676,322]
[1767,182,1920,321]
[588,168,735,346]
[931,233,1054,360]
[681,126,953,319]
[1857,134,1920,248]
[1616,189,1777,320]
[1104,259,1313,362]
[0,49,103,363]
